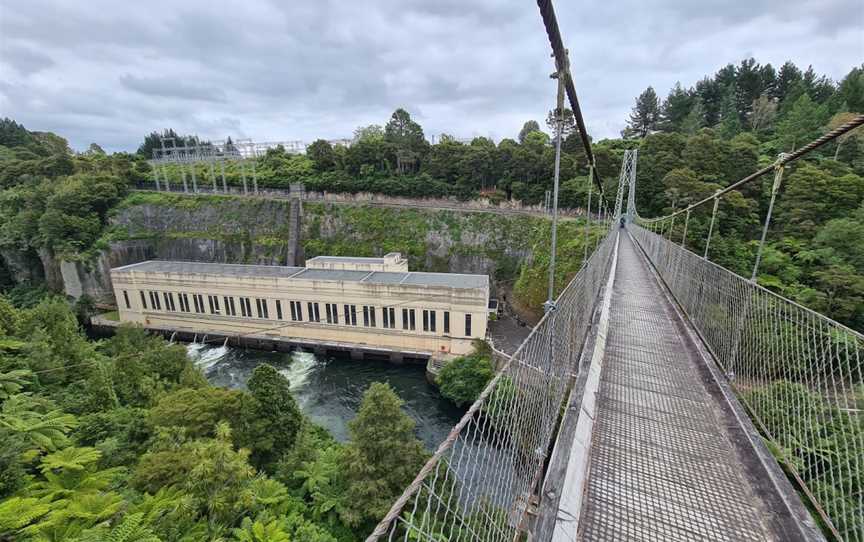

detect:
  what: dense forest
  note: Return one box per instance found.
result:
[0,57,862,540]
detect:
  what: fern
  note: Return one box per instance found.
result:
[0,368,32,399]
[0,497,51,532]
[0,395,77,451]
[40,447,102,474]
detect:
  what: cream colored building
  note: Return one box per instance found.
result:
[110,254,489,357]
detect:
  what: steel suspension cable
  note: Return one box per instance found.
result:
[536,0,607,206]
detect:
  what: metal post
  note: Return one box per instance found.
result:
[220,160,227,193]
[582,165,594,264]
[190,162,198,193]
[251,160,259,194]
[751,158,786,281]
[161,163,170,191]
[545,69,565,313]
[681,209,690,248]
[181,167,188,193]
[704,193,720,259]
[210,161,217,192]
[152,163,161,191]
[241,162,248,195]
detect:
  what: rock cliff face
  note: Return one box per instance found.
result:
[0,193,556,308]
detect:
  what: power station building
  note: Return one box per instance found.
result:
[110,253,489,358]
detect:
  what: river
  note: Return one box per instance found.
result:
[186,342,463,449]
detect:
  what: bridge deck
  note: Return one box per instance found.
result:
[578,233,777,541]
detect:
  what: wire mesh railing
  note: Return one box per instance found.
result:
[366,228,618,541]
[630,224,864,541]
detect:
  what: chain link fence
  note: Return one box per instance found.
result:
[366,229,618,541]
[631,224,863,541]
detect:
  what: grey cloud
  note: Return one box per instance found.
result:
[120,75,227,102]
[0,0,861,152]
[0,44,55,75]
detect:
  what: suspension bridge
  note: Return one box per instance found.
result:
[365,1,864,541]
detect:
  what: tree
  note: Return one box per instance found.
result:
[340,383,427,528]
[352,124,384,143]
[680,100,706,135]
[436,349,494,407]
[749,94,778,132]
[773,61,803,103]
[85,143,106,156]
[306,140,336,172]
[717,85,742,139]
[184,422,255,526]
[826,111,864,160]
[623,87,660,138]
[136,129,193,158]
[241,364,303,470]
[518,120,541,143]
[659,83,695,132]
[148,386,244,438]
[545,108,576,143]
[775,94,827,151]
[836,66,864,113]
[384,109,427,174]
[695,77,724,126]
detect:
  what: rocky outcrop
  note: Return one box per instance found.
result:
[0,193,553,308]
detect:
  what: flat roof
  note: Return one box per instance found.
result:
[112,260,488,290]
[306,255,387,263]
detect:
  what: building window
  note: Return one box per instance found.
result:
[307,302,320,322]
[289,301,302,321]
[443,311,450,334]
[164,292,176,312]
[149,291,161,310]
[344,304,357,326]
[179,293,189,312]
[239,297,250,317]
[224,297,236,316]
[193,294,205,314]
[325,303,339,324]
[363,306,376,327]
[208,295,220,314]
[423,310,432,332]
[122,290,130,309]
[140,291,147,309]
[275,300,283,320]
[465,314,472,337]
[402,308,416,331]
[383,307,395,329]
[256,298,269,319]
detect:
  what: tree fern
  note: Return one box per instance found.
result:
[231,516,291,542]
[74,512,161,542]
[0,368,32,400]
[0,395,77,451]
[0,497,51,532]
[40,447,102,474]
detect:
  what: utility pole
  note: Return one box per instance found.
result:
[545,50,568,314]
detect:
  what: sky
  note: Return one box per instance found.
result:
[1,0,862,153]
